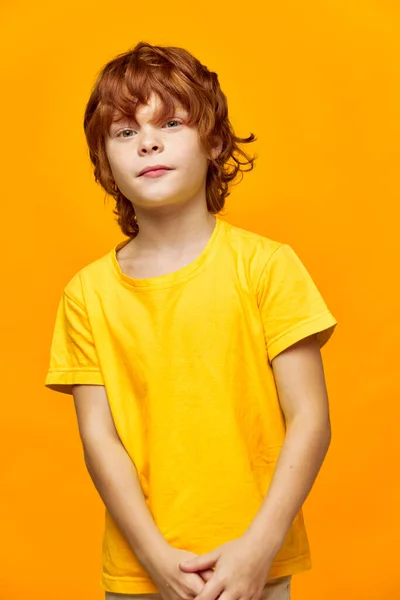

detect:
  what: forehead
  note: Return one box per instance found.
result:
[136,102,187,119]
[110,92,188,126]
[138,92,186,114]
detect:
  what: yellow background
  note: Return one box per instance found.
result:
[1,1,399,598]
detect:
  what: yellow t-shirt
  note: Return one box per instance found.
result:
[45,216,337,594]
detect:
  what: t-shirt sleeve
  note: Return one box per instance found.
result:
[256,243,338,363]
[44,287,104,395]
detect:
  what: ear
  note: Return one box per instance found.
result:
[210,136,223,161]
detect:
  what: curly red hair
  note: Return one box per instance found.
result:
[83,41,257,237]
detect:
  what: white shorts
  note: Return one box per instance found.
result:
[105,575,292,600]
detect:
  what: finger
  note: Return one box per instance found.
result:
[199,569,215,583]
[189,572,208,596]
[213,591,230,600]
[193,575,224,600]
[180,550,219,572]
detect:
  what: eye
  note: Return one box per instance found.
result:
[164,119,182,128]
[116,119,182,138]
[117,129,135,138]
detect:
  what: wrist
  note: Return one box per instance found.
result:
[134,535,171,574]
[242,525,284,558]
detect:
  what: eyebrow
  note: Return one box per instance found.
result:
[109,108,187,131]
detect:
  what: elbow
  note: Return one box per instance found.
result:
[318,418,332,456]
[324,426,332,455]
[325,415,332,444]
[298,413,332,450]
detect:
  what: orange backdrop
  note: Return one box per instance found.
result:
[1,1,399,599]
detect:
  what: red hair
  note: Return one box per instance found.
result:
[83,41,257,237]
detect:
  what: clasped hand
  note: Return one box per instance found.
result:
[179,534,273,600]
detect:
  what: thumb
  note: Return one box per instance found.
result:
[199,568,215,582]
[179,549,219,572]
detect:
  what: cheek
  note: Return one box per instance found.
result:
[177,140,208,170]
[106,149,130,180]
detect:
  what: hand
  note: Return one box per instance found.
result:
[178,535,274,600]
[145,545,215,600]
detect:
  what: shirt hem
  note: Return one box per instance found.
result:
[44,370,104,395]
[100,555,312,593]
[267,311,337,363]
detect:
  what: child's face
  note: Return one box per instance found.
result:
[105,91,220,212]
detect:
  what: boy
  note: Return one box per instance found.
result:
[45,41,337,600]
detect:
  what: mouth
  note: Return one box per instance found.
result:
[140,169,172,179]
[138,166,173,177]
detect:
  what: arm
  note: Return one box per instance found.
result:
[72,384,213,599]
[45,286,211,596]
[244,333,332,552]
[72,384,169,568]
[179,333,332,600]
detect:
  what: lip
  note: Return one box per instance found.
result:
[138,164,173,177]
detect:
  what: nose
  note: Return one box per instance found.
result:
[140,143,161,154]
[138,131,164,155]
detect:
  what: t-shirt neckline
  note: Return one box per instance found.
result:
[109,215,228,290]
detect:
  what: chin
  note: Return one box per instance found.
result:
[131,195,182,209]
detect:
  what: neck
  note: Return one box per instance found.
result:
[128,204,217,255]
